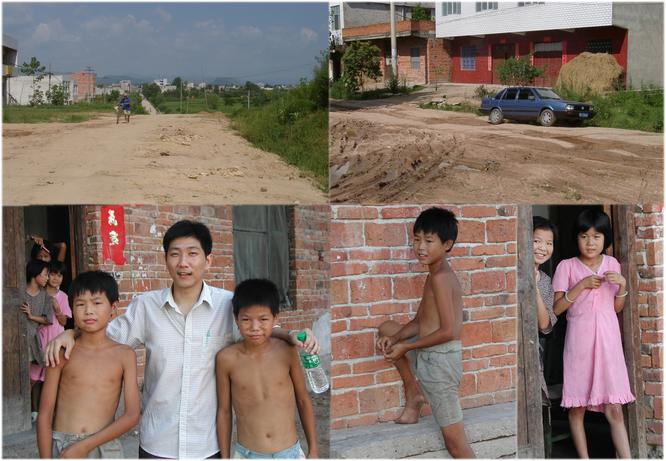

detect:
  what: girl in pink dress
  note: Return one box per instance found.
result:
[43,261,72,345]
[552,209,634,458]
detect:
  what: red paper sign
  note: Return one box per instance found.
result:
[101,206,126,265]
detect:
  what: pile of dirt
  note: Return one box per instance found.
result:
[555,52,624,96]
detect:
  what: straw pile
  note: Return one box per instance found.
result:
[555,52,624,95]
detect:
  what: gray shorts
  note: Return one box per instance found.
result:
[415,340,463,428]
[52,431,123,458]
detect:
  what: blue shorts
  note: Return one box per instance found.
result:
[232,441,305,459]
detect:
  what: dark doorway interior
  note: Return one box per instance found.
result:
[534,205,617,458]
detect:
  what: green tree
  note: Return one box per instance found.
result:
[411,4,431,21]
[497,56,544,86]
[310,51,329,109]
[46,83,66,105]
[142,82,161,101]
[20,57,46,106]
[172,77,183,90]
[341,41,381,93]
[108,89,120,103]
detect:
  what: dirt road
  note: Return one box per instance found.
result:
[4,113,325,205]
[329,98,663,204]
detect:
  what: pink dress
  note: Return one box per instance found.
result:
[39,290,71,345]
[552,255,635,411]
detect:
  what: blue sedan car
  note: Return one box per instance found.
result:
[480,87,595,126]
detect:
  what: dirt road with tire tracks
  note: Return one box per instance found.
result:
[329,98,662,204]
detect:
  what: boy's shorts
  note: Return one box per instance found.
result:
[52,431,123,458]
[415,340,463,429]
[232,440,305,459]
[123,109,130,115]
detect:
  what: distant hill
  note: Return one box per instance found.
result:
[211,77,241,86]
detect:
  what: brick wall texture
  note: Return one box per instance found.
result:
[330,204,517,429]
[80,205,330,381]
[634,204,663,450]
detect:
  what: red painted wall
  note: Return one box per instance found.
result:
[450,26,628,85]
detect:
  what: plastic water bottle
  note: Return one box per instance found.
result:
[297,331,329,394]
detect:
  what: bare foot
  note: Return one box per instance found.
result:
[395,394,426,424]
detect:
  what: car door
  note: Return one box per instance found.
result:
[516,88,537,120]
[500,88,519,118]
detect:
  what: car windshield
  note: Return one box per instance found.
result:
[535,89,562,100]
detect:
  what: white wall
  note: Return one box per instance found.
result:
[7,75,75,105]
[436,2,613,38]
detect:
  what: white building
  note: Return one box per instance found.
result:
[7,75,77,105]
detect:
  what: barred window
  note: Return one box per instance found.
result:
[461,46,476,71]
[442,2,462,16]
[411,47,420,70]
[476,2,498,12]
[588,39,613,54]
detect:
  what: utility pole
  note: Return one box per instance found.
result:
[180,79,183,113]
[390,2,398,79]
[247,89,250,109]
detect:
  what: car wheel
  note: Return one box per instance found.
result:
[489,108,503,125]
[539,109,556,127]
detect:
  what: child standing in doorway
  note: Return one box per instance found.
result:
[552,209,634,458]
[21,260,58,423]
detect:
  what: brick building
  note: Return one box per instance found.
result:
[2,205,330,433]
[329,204,517,456]
[518,204,663,458]
[330,2,452,85]
[70,70,96,102]
[435,2,663,88]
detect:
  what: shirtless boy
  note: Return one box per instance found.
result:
[376,207,475,459]
[37,271,140,458]
[216,279,318,459]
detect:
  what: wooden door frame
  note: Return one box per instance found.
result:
[3,207,31,434]
[517,205,544,457]
[518,205,647,457]
[607,205,648,458]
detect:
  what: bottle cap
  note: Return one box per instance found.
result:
[297,331,307,342]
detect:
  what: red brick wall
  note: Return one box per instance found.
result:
[343,20,434,40]
[428,38,453,83]
[330,205,517,429]
[634,204,663,450]
[70,71,97,102]
[282,205,331,332]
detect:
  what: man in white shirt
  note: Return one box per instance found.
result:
[45,220,320,459]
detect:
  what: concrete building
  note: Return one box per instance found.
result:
[119,79,132,93]
[330,2,450,86]
[7,75,77,105]
[3,34,18,105]
[435,2,663,88]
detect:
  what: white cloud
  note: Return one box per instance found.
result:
[155,7,172,23]
[83,14,154,36]
[31,20,80,43]
[300,27,318,42]
[236,25,263,40]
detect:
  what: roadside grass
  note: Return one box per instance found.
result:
[3,92,146,123]
[330,78,424,100]
[3,102,116,123]
[223,101,328,189]
[156,98,215,114]
[420,100,481,115]
[556,85,663,132]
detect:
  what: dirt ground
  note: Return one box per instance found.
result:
[3,112,325,205]
[329,90,663,204]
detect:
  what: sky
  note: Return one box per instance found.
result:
[3,2,328,84]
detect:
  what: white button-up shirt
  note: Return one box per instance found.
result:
[107,282,234,458]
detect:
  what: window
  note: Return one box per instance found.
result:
[442,2,462,16]
[518,2,545,6]
[475,2,498,12]
[411,48,420,70]
[233,205,292,309]
[503,88,518,100]
[461,46,476,71]
[517,88,535,100]
[588,39,613,54]
[330,5,340,30]
[534,42,563,53]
